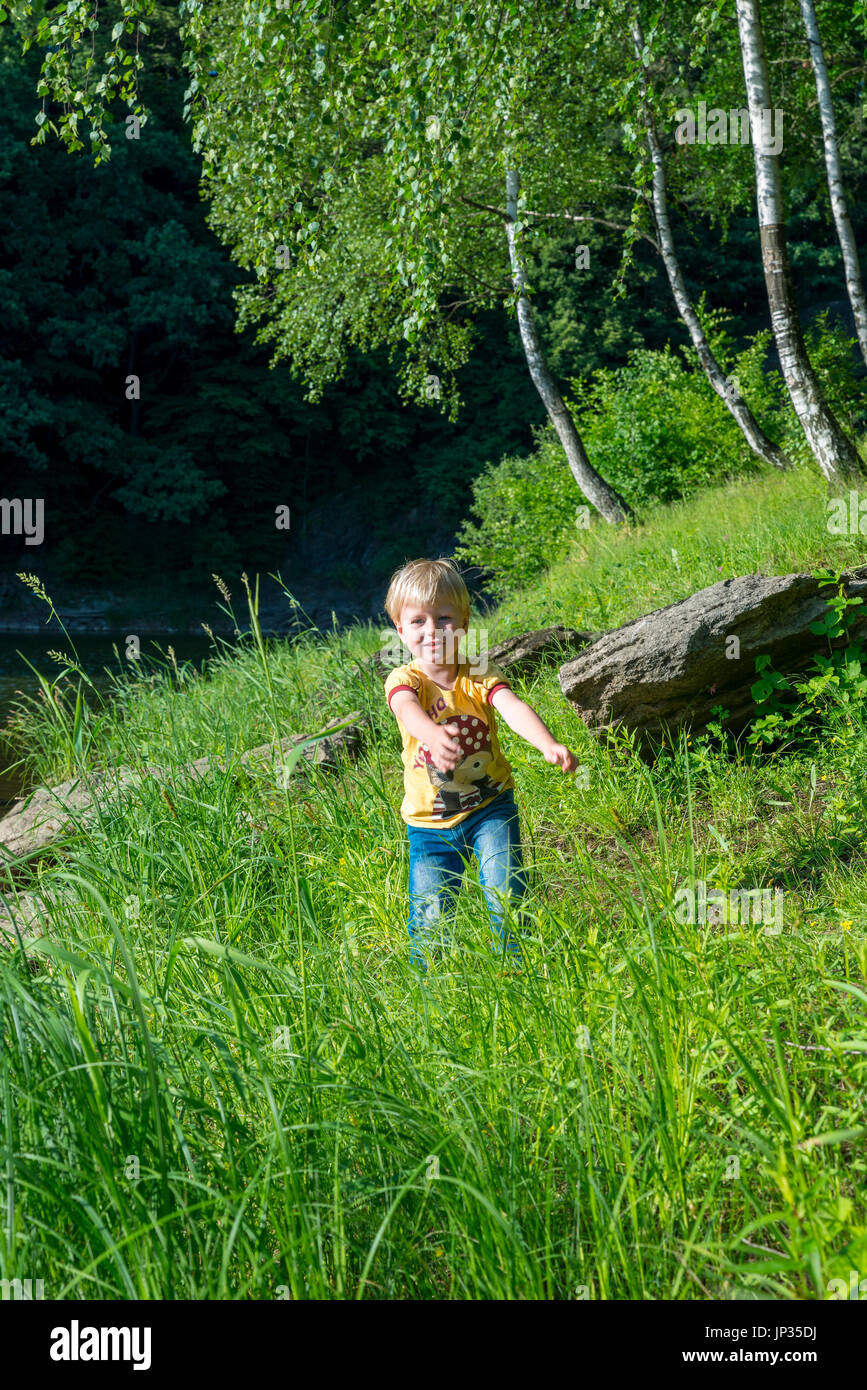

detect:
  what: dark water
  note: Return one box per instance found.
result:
[0,632,215,807]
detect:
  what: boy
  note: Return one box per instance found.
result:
[383,557,578,971]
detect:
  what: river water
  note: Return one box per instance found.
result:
[0,632,215,809]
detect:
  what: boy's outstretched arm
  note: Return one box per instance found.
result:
[389,690,464,772]
[490,687,578,773]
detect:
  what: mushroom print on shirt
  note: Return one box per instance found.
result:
[383,660,515,828]
[419,712,505,818]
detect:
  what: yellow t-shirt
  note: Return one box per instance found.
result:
[384,660,515,828]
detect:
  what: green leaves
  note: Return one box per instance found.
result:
[747,579,867,749]
[751,654,792,705]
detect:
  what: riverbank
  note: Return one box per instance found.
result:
[0,479,477,634]
[0,630,224,807]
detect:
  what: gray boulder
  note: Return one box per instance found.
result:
[0,768,141,861]
[0,711,367,951]
[488,625,597,676]
[0,887,77,956]
[559,569,867,743]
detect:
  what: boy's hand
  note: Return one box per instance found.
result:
[426,723,463,772]
[544,742,579,773]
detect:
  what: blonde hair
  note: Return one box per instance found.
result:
[385,557,470,627]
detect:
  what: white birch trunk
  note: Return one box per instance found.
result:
[630,18,791,471]
[799,0,867,368]
[505,169,632,523]
[736,0,863,484]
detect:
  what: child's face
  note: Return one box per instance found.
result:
[396,599,468,666]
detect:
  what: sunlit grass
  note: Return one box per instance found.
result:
[1,472,866,1299]
[492,464,867,636]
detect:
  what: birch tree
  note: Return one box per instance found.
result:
[629,12,791,471]
[799,0,867,368]
[14,0,861,502]
[176,2,643,521]
[505,168,632,522]
[14,0,633,523]
[736,0,863,484]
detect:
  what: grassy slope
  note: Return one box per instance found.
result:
[1,464,866,1300]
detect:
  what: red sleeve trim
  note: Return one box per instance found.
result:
[387,683,416,710]
[487,682,511,704]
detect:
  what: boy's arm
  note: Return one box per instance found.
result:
[490,687,578,772]
[389,690,463,771]
[389,689,441,743]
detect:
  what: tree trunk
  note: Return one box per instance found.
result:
[630,17,791,471]
[736,0,863,485]
[799,0,867,369]
[504,169,632,524]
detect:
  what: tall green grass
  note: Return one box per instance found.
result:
[1,471,866,1299]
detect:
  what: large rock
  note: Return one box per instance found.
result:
[487,625,597,675]
[559,569,867,743]
[0,768,141,860]
[0,712,367,949]
[0,887,77,956]
[0,891,52,944]
[184,711,367,780]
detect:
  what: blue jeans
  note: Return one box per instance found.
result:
[406,789,529,970]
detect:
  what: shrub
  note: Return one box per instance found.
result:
[455,315,865,600]
[563,342,758,508]
[452,422,579,600]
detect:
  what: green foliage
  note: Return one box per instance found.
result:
[452,423,578,600]
[455,313,866,601]
[564,346,752,509]
[3,0,867,606]
[747,572,867,751]
[741,313,867,471]
[0,21,541,590]
[799,314,867,442]
[569,309,866,505]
